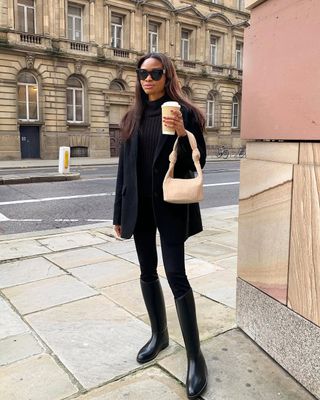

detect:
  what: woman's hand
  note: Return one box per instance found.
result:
[163,109,187,137]
[114,225,122,238]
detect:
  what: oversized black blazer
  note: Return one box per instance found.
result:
[113,105,206,245]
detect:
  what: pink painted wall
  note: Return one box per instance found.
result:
[241,0,320,140]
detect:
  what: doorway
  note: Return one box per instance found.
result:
[20,126,40,159]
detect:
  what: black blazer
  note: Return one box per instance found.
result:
[113,105,206,245]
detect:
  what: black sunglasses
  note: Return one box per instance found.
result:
[136,68,166,81]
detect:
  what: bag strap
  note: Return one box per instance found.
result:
[167,130,203,178]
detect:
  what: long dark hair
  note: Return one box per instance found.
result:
[120,53,205,140]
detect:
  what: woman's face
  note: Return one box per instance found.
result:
[139,57,166,101]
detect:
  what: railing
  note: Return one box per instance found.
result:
[211,65,224,73]
[183,61,196,68]
[20,33,42,44]
[70,42,89,52]
[113,49,129,58]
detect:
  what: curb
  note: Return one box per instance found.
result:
[0,173,80,185]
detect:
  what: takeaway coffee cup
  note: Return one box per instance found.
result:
[161,101,181,135]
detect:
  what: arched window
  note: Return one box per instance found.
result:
[17,71,39,120]
[109,80,125,91]
[67,76,84,123]
[206,92,215,128]
[232,95,240,128]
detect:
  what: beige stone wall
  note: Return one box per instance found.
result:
[0,0,249,159]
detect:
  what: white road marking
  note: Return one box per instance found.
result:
[9,219,43,222]
[0,192,115,206]
[204,182,239,187]
[0,212,9,221]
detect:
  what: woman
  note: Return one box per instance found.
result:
[113,52,207,399]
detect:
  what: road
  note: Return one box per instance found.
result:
[0,161,240,235]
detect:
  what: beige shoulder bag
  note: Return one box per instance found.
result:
[163,130,204,204]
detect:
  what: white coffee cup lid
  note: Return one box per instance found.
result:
[161,101,180,108]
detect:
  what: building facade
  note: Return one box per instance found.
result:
[0,0,249,160]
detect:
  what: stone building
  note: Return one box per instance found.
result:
[0,0,249,160]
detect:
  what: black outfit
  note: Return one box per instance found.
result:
[113,95,206,298]
[113,95,208,398]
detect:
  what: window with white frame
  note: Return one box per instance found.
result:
[149,22,159,53]
[68,4,82,41]
[17,72,39,120]
[67,76,84,123]
[181,29,190,60]
[232,95,240,128]
[238,0,245,10]
[210,35,218,65]
[206,93,215,128]
[17,0,35,33]
[236,42,243,69]
[111,14,123,48]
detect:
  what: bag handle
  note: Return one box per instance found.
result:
[167,130,202,178]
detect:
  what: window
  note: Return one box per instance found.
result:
[17,0,35,33]
[238,0,245,10]
[181,30,189,60]
[149,22,159,53]
[68,4,82,41]
[236,42,243,69]
[210,36,218,65]
[17,72,39,120]
[67,77,84,123]
[109,80,125,91]
[111,14,123,48]
[232,95,240,128]
[206,93,215,128]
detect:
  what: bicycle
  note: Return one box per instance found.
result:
[233,146,246,158]
[216,146,230,159]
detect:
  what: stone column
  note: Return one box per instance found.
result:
[104,4,109,45]
[142,14,147,53]
[7,0,14,29]
[165,19,170,54]
[175,21,181,59]
[89,0,95,43]
[59,0,65,38]
[195,25,202,61]
[130,10,135,50]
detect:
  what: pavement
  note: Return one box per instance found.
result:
[0,203,315,400]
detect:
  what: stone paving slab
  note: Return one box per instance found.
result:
[44,247,115,269]
[141,295,236,347]
[210,231,239,248]
[159,257,224,280]
[0,354,78,400]
[0,239,50,261]
[191,269,237,308]
[0,333,44,366]
[74,366,187,399]
[0,297,29,340]
[215,256,238,270]
[100,277,176,316]
[159,329,316,400]
[3,275,98,315]
[0,257,64,289]
[38,232,106,252]
[25,295,179,389]
[186,241,237,263]
[96,239,137,255]
[70,258,139,288]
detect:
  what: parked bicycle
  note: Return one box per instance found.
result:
[216,145,229,159]
[234,146,246,158]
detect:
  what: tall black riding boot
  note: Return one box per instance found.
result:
[175,289,208,399]
[137,279,169,364]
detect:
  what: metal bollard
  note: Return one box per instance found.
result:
[58,146,70,174]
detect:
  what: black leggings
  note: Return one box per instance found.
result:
[134,196,191,299]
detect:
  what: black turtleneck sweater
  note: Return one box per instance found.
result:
[137,95,169,197]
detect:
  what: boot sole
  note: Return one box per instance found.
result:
[136,341,169,364]
[187,379,207,400]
